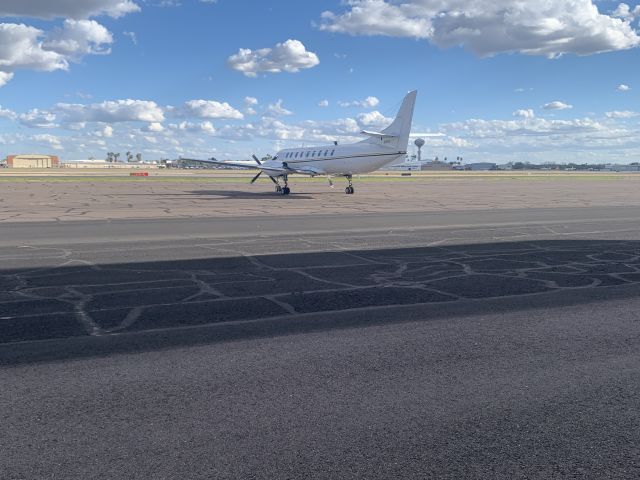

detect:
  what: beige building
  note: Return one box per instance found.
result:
[7,154,60,168]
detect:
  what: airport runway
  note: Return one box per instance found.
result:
[2,173,640,222]
[3,177,640,478]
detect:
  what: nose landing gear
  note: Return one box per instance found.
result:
[345,175,355,195]
[277,175,290,195]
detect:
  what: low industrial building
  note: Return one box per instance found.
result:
[389,160,453,171]
[419,161,454,171]
[62,160,158,169]
[603,164,640,172]
[6,154,60,168]
[467,162,498,171]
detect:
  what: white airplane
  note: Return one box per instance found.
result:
[192,90,418,195]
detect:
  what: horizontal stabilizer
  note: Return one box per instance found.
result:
[360,130,397,138]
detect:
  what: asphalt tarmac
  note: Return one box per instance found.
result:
[3,176,640,479]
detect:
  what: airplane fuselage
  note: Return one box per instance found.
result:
[260,142,406,177]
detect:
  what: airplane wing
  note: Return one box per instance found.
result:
[181,158,327,177]
[282,163,327,176]
[258,164,326,177]
[180,158,260,169]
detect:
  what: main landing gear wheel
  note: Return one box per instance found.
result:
[282,187,291,195]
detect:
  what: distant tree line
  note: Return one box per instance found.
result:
[106,152,142,163]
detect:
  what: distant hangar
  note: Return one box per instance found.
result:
[6,154,60,168]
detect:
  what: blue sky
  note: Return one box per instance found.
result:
[1,0,639,163]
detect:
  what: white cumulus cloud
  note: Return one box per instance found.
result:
[357,111,393,127]
[319,0,640,58]
[318,99,329,107]
[339,96,380,108]
[0,72,14,87]
[146,122,164,132]
[266,99,293,116]
[169,121,216,135]
[19,109,58,128]
[32,133,63,150]
[543,101,573,110]
[612,3,640,22]
[0,20,114,87]
[0,105,16,120]
[181,100,244,119]
[605,110,639,118]
[513,109,535,118]
[0,0,140,19]
[43,19,113,58]
[214,115,363,144]
[243,97,258,115]
[617,84,631,91]
[55,99,165,123]
[227,39,319,77]
[0,23,68,73]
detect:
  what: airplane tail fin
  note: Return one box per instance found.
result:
[360,90,417,152]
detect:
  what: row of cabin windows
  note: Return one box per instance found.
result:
[283,149,336,160]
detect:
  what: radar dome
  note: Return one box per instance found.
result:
[414,138,425,148]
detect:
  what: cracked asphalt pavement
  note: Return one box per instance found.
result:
[3,177,640,479]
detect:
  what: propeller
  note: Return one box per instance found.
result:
[251,171,279,185]
[249,153,278,185]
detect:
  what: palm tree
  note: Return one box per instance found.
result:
[126,151,133,163]
[136,153,142,162]
[114,153,121,163]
